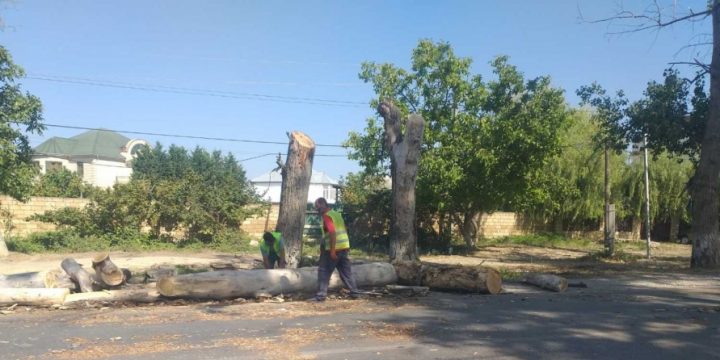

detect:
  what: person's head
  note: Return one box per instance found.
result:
[314,197,329,213]
[263,232,275,245]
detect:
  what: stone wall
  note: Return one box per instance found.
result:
[0,195,90,235]
[239,204,280,237]
[478,212,551,238]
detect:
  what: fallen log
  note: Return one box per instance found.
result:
[0,288,69,306]
[386,285,429,295]
[61,258,94,293]
[524,274,568,292]
[145,267,177,283]
[210,260,263,271]
[64,289,160,304]
[393,261,502,295]
[157,262,398,300]
[90,268,133,290]
[92,253,124,287]
[0,271,56,288]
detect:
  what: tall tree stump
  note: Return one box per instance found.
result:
[0,233,8,257]
[378,101,425,262]
[276,131,316,269]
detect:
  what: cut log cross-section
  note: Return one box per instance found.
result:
[0,288,69,307]
[92,253,124,287]
[157,262,398,300]
[61,258,94,293]
[275,131,316,269]
[524,273,568,292]
[393,261,502,295]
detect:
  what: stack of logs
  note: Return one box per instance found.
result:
[0,256,567,307]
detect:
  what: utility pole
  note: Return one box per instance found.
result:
[643,134,651,259]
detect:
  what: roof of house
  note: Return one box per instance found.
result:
[34,129,131,160]
[251,170,338,185]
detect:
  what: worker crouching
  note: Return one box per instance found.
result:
[260,232,286,269]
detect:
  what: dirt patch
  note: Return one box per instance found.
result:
[360,322,421,341]
[47,340,196,359]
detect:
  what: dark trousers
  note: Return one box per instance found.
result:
[315,247,359,300]
[267,252,280,269]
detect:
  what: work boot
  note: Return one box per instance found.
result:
[307,297,326,303]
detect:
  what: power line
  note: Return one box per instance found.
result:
[25,76,368,108]
[139,54,363,67]
[42,123,353,149]
[29,72,366,87]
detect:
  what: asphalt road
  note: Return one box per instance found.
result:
[1,274,719,360]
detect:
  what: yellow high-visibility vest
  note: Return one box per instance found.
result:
[260,232,282,254]
[321,210,350,250]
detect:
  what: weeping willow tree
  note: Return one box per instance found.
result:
[536,111,692,237]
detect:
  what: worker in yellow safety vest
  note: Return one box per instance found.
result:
[260,232,286,269]
[309,197,360,302]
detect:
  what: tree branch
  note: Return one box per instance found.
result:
[377,100,404,149]
[579,2,712,36]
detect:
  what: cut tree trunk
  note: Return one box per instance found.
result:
[0,271,56,288]
[92,253,124,287]
[689,1,720,268]
[453,211,478,249]
[377,101,425,262]
[0,288,69,307]
[157,262,397,300]
[64,289,160,304]
[524,273,568,292]
[61,258,94,293]
[0,233,8,257]
[275,131,316,269]
[91,268,132,290]
[393,261,502,295]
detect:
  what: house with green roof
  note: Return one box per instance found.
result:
[33,129,149,188]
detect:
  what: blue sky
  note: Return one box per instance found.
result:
[1,0,711,181]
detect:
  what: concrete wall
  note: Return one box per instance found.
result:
[478,212,551,238]
[87,159,132,188]
[0,195,90,235]
[239,204,280,237]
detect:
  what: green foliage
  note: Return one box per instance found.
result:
[132,144,264,241]
[31,168,98,198]
[29,144,263,245]
[345,40,573,243]
[577,83,629,153]
[625,69,708,163]
[0,46,45,201]
[338,173,391,241]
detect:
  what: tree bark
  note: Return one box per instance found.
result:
[452,211,478,249]
[689,1,720,268]
[392,261,502,295]
[61,258,94,293]
[276,131,316,269]
[0,233,8,257]
[156,262,398,300]
[524,273,568,292]
[669,216,680,242]
[64,289,160,304]
[0,271,56,288]
[91,253,124,287]
[385,285,429,295]
[378,101,425,262]
[604,144,614,256]
[0,288,69,307]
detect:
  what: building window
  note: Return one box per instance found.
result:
[77,162,84,177]
[323,185,330,199]
[45,161,63,172]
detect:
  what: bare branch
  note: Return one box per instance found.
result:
[579,1,712,36]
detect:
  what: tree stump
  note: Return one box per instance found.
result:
[276,131,316,269]
[0,271,57,288]
[61,258,94,293]
[378,101,425,262]
[91,253,124,287]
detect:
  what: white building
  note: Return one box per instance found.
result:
[33,129,149,188]
[251,170,341,204]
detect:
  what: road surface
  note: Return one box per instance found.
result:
[1,274,719,360]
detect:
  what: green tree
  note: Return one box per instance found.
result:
[345,40,572,248]
[0,46,44,200]
[32,168,97,198]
